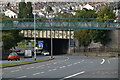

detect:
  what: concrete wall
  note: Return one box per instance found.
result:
[106,30,119,50]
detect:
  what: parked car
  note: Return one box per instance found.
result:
[8,52,20,61]
[41,50,50,56]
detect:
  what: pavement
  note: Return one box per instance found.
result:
[1,55,51,64]
[1,55,119,80]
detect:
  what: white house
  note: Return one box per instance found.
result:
[83,4,94,10]
[4,9,17,18]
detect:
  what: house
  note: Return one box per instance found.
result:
[4,9,17,18]
[83,4,94,10]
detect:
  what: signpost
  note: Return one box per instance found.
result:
[38,41,44,49]
[24,50,32,58]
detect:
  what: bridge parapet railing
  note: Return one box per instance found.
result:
[1,18,120,30]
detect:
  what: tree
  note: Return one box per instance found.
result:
[18,2,26,18]
[26,2,33,18]
[90,6,116,45]
[74,10,97,47]
[75,29,92,47]
[1,14,24,59]
[46,6,54,13]
[18,2,33,19]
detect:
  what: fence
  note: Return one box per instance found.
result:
[70,47,119,57]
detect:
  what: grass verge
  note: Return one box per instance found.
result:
[0,58,50,67]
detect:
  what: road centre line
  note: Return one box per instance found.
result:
[32,72,40,75]
[52,69,57,71]
[17,76,27,78]
[26,67,34,69]
[59,71,85,80]
[41,72,45,74]
[11,70,20,73]
[60,66,66,68]
[67,64,72,66]
[101,59,105,64]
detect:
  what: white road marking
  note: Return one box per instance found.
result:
[52,69,57,71]
[36,66,42,68]
[78,62,81,63]
[107,59,110,64]
[101,59,105,64]
[48,70,52,72]
[32,72,40,75]
[60,66,66,68]
[18,67,21,68]
[54,62,57,64]
[4,67,13,70]
[74,63,78,65]
[60,71,85,80]
[67,64,72,67]
[11,70,20,73]
[26,67,34,69]
[41,72,45,74]
[17,76,27,78]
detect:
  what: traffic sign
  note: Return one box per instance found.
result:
[38,41,44,49]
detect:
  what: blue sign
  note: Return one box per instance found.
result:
[38,41,44,49]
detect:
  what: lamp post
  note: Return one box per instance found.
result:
[33,12,36,61]
[50,28,53,59]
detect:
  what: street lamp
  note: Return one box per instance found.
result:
[50,28,53,59]
[33,12,36,61]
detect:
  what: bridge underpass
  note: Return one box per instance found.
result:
[23,29,74,55]
[25,38,69,55]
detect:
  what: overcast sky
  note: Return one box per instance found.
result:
[0,0,119,2]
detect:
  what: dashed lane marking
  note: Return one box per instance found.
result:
[17,76,27,78]
[11,70,20,73]
[60,66,66,69]
[32,72,40,75]
[26,67,34,69]
[59,71,85,80]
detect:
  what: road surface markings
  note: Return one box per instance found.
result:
[41,72,45,74]
[32,72,40,75]
[48,70,52,72]
[52,69,57,71]
[11,70,20,73]
[67,64,72,67]
[26,67,34,69]
[54,62,57,64]
[17,76,27,78]
[101,59,105,64]
[60,66,66,69]
[4,67,14,70]
[60,71,85,80]
[36,66,42,68]
[78,62,81,63]
[74,62,78,65]
[46,64,50,65]
[107,59,110,64]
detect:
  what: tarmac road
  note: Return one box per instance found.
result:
[2,56,119,80]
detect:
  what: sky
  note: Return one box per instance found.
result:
[0,0,119,2]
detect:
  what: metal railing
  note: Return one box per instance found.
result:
[0,18,120,30]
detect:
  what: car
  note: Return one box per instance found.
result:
[41,50,50,56]
[8,52,20,61]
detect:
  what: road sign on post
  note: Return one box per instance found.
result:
[38,41,44,49]
[24,50,32,58]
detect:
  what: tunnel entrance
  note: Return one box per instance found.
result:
[26,38,69,55]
